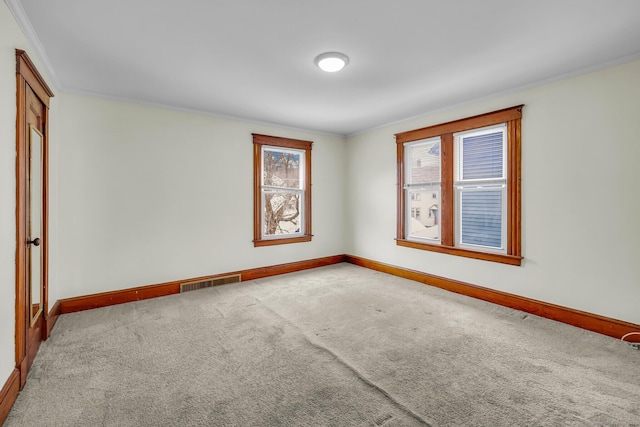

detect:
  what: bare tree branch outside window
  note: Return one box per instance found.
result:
[253,133,312,247]
[263,149,303,236]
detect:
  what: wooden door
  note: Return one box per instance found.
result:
[15,50,54,387]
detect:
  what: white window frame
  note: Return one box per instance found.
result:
[454,186,507,253]
[260,145,306,240]
[404,137,441,243]
[454,124,507,253]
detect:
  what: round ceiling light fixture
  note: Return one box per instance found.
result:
[314,52,349,72]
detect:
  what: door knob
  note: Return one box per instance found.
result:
[27,237,41,246]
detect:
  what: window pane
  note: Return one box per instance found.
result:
[407,190,440,241]
[408,138,440,184]
[263,149,302,188]
[263,190,302,236]
[461,130,503,180]
[459,190,502,248]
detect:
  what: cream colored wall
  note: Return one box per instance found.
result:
[0,1,18,385]
[3,0,640,394]
[55,93,347,298]
[346,59,640,325]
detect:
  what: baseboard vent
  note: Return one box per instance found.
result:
[180,274,241,293]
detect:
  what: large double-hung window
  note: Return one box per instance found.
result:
[396,106,522,265]
[253,134,312,247]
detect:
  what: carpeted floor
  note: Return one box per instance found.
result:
[6,263,640,426]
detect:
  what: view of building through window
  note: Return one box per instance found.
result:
[406,138,440,241]
[395,106,522,265]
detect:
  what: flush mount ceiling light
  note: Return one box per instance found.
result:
[314,52,349,72]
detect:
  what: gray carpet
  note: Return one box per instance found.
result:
[6,263,640,426]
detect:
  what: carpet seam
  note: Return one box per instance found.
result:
[251,295,433,427]
[301,336,433,427]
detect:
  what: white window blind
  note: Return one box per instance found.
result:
[455,125,507,252]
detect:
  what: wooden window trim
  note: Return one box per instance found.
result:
[396,106,523,265]
[253,134,312,247]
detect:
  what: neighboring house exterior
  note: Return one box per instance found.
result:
[409,142,440,238]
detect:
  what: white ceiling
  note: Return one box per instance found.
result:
[10,0,640,135]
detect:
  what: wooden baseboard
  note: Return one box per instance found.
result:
[54,253,639,342]
[0,368,20,425]
[44,300,61,340]
[59,255,346,314]
[241,254,346,281]
[345,255,640,342]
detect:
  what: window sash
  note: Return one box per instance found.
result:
[455,185,507,253]
[261,146,305,190]
[455,124,506,183]
[404,137,441,186]
[405,188,441,243]
[261,189,304,239]
[261,145,305,239]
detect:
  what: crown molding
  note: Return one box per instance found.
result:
[4,0,61,90]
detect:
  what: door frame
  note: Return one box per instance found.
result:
[15,49,54,388]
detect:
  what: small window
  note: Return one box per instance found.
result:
[253,134,312,247]
[411,207,421,220]
[396,106,522,265]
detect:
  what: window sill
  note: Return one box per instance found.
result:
[254,235,312,247]
[396,239,522,266]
